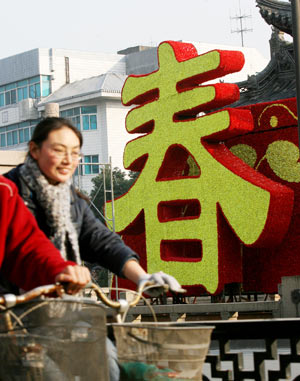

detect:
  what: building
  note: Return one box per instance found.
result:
[0,42,268,193]
[232,0,296,107]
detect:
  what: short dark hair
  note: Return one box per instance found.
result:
[30,117,83,148]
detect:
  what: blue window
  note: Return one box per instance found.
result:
[11,90,17,104]
[5,83,16,91]
[12,130,18,145]
[6,130,18,145]
[36,83,41,98]
[90,115,97,130]
[42,76,51,97]
[18,88,24,101]
[1,120,39,147]
[84,156,92,175]
[92,155,99,173]
[29,76,40,84]
[17,80,28,87]
[82,114,97,130]
[7,132,13,146]
[19,130,24,143]
[5,92,10,105]
[66,109,74,117]
[60,106,97,130]
[75,116,81,130]
[18,86,28,101]
[29,85,35,98]
[1,77,45,104]
[4,90,17,105]
[81,106,97,114]
[71,116,80,130]
[82,115,90,130]
[24,128,30,142]
[18,87,28,101]
[84,155,99,175]
[29,83,40,99]
[0,134,5,147]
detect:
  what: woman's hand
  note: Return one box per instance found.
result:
[54,265,91,294]
[122,260,185,296]
[138,271,185,297]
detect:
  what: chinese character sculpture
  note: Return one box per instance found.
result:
[106,41,295,294]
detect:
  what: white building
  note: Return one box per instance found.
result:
[0,43,268,193]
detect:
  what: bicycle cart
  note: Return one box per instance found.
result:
[0,284,109,381]
[0,283,214,381]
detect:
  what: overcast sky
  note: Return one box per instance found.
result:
[0,0,291,60]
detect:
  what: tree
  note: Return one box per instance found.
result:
[89,167,138,224]
[85,168,138,287]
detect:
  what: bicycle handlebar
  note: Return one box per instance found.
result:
[89,281,171,310]
[0,284,65,308]
[0,281,177,310]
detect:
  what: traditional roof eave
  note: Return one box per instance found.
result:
[256,0,292,35]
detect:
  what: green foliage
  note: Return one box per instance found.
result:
[89,167,138,223]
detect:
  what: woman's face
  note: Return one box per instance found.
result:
[30,126,81,184]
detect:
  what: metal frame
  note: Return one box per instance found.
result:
[72,157,117,293]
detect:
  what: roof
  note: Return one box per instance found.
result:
[228,0,295,108]
[39,72,126,105]
[257,0,292,35]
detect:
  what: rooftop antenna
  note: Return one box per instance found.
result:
[230,0,253,46]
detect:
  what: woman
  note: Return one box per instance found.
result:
[5,117,181,290]
[5,117,182,381]
[0,175,90,294]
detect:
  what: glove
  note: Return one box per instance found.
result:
[138,271,185,297]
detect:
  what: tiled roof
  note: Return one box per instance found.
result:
[257,0,292,35]
[228,1,295,107]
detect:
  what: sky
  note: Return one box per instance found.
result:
[0,0,291,61]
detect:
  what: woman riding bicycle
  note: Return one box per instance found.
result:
[4,116,181,380]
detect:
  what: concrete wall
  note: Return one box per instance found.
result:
[0,49,40,86]
[0,150,26,174]
[105,100,131,171]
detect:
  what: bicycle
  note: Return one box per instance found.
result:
[0,282,214,380]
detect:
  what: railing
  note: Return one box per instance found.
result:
[196,319,300,381]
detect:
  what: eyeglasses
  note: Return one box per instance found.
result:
[50,147,83,161]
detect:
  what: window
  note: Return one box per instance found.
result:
[18,87,28,101]
[29,83,40,98]
[0,134,5,147]
[84,155,99,175]
[42,76,51,97]
[19,129,24,143]
[0,76,50,106]
[0,120,39,147]
[60,106,97,130]
[7,132,13,146]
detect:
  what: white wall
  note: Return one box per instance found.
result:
[0,150,26,173]
[44,49,126,92]
[0,107,19,127]
[105,100,131,171]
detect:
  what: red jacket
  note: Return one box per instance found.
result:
[0,176,74,291]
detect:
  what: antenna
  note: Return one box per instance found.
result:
[230,0,253,47]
